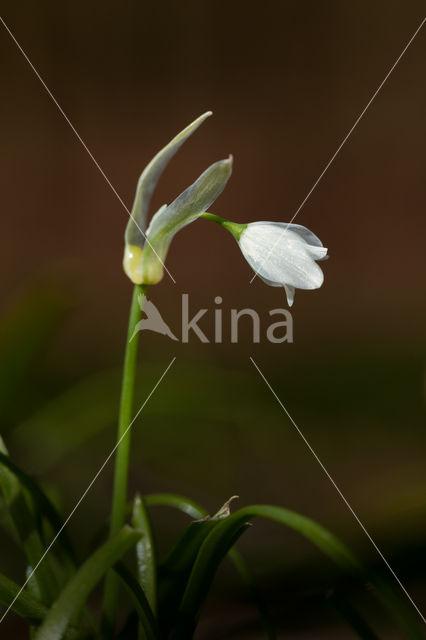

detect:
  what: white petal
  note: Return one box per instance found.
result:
[305,245,328,260]
[248,221,328,260]
[240,223,324,290]
[283,284,295,306]
[259,274,282,287]
[285,223,323,247]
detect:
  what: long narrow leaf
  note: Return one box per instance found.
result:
[145,493,276,639]
[0,573,90,639]
[0,571,47,624]
[157,517,220,636]
[0,439,58,604]
[0,495,19,543]
[172,521,250,639]
[0,451,75,564]
[175,505,425,640]
[34,526,141,640]
[114,562,159,640]
[144,493,206,520]
[132,494,156,616]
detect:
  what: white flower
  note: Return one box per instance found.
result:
[239,222,328,306]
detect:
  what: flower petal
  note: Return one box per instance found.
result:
[284,223,324,248]
[258,275,296,305]
[283,284,295,307]
[305,245,329,261]
[240,223,324,290]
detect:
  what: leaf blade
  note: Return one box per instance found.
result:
[132,494,156,615]
[34,526,141,640]
[0,451,75,564]
[114,562,159,640]
[0,571,47,624]
[176,505,425,640]
[145,493,276,639]
[0,439,59,604]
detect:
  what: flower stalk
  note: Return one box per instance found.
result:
[200,212,246,241]
[102,283,146,633]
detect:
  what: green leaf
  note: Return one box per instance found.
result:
[0,439,59,604]
[125,111,212,246]
[172,518,250,639]
[34,526,141,640]
[0,571,47,624]
[114,562,159,640]
[0,495,19,544]
[132,494,156,616]
[0,451,75,564]
[155,497,239,637]
[144,492,206,519]
[174,505,425,640]
[0,573,90,639]
[140,157,232,283]
[157,518,220,635]
[145,493,276,640]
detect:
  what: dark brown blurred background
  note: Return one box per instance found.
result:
[1,1,425,637]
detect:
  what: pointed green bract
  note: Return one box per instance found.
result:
[138,156,232,284]
[123,113,233,285]
[125,111,212,248]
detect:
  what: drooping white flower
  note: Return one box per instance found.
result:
[238,222,328,306]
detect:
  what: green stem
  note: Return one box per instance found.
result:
[101,284,146,635]
[201,212,246,241]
